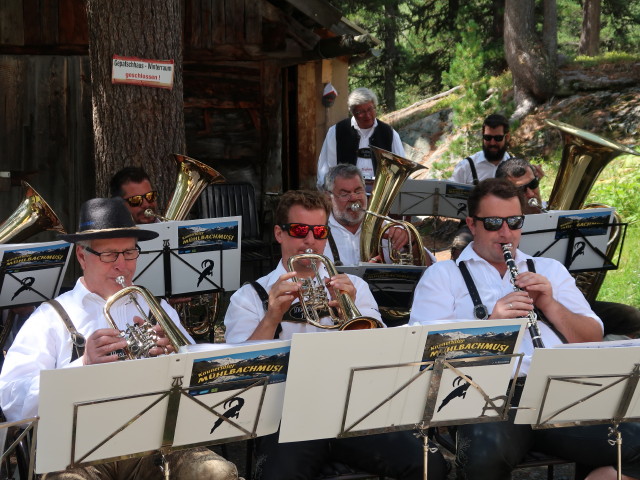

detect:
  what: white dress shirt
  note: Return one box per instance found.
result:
[224,261,382,343]
[409,243,602,374]
[450,150,512,185]
[317,118,406,189]
[0,279,191,422]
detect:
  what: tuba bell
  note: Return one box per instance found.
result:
[359,146,429,265]
[287,252,383,330]
[0,181,66,244]
[104,276,192,360]
[143,154,226,339]
[545,120,639,302]
[146,154,226,222]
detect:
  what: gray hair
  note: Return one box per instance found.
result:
[323,164,365,193]
[495,157,535,179]
[348,88,378,114]
[76,240,91,249]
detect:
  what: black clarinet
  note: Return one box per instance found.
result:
[501,243,545,348]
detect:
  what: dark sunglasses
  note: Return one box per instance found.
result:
[280,223,330,239]
[482,134,506,142]
[124,191,157,207]
[517,177,539,192]
[473,215,525,231]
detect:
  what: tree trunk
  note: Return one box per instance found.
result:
[504,0,557,118]
[381,0,399,111]
[86,0,185,205]
[578,0,601,57]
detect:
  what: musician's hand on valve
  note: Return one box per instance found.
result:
[83,328,128,365]
[382,226,409,251]
[489,291,533,320]
[325,274,356,304]
[268,271,300,320]
[146,319,175,356]
[515,272,553,309]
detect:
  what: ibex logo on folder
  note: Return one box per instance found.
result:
[210,397,245,433]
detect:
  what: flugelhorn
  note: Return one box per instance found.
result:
[103,276,192,360]
[0,181,66,243]
[287,252,383,330]
[360,147,429,265]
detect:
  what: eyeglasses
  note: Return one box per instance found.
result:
[353,106,375,117]
[482,134,506,142]
[279,223,330,240]
[124,191,157,207]
[332,189,366,200]
[473,216,525,231]
[84,245,141,263]
[517,177,539,192]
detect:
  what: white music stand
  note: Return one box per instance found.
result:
[515,343,640,479]
[36,340,290,474]
[133,216,242,298]
[279,321,527,477]
[0,241,73,307]
[389,179,473,219]
[519,207,623,272]
[0,416,38,480]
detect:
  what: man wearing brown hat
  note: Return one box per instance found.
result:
[0,197,239,479]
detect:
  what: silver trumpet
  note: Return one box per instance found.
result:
[287,250,383,330]
[103,276,192,359]
[501,243,545,348]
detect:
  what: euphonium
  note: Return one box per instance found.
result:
[143,154,226,338]
[144,154,226,222]
[287,252,383,330]
[103,276,192,360]
[359,146,428,265]
[0,181,66,243]
[546,120,639,302]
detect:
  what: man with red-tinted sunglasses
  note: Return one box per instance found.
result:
[109,166,159,224]
[223,189,448,480]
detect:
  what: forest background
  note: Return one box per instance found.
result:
[335,0,640,307]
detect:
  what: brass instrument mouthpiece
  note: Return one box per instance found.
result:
[350,203,362,212]
[115,275,126,287]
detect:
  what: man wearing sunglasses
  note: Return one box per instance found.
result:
[0,198,240,480]
[110,166,159,224]
[497,157,640,340]
[451,114,514,185]
[223,190,447,480]
[410,179,640,480]
[316,87,405,190]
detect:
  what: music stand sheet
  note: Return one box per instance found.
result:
[37,340,289,474]
[389,179,472,218]
[134,216,242,297]
[0,240,73,307]
[279,320,526,443]
[519,208,614,271]
[515,344,640,427]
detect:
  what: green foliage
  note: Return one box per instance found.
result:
[574,51,640,67]
[599,225,640,308]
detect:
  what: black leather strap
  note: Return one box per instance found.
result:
[250,281,283,339]
[458,261,488,319]
[327,233,342,266]
[466,157,479,185]
[47,299,86,362]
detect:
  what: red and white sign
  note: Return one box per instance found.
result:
[112,54,174,89]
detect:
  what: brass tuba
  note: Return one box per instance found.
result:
[545,119,639,302]
[287,252,383,330]
[145,154,226,222]
[359,146,429,265]
[144,154,226,339]
[103,276,192,360]
[0,181,66,243]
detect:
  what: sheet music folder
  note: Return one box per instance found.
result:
[0,240,73,308]
[519,207,621,272]
[389,179,473,219]
[133,216,242,297]
[37,340,290,474]
[279,319,527,443]
[515,342,640,429]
